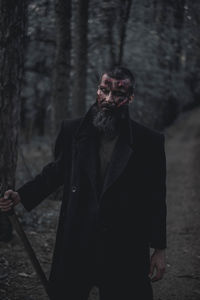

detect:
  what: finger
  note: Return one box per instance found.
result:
[0,202,14,211]
[0,197,6,203]
[4,190,14,200]
[1,206,13,212]
[151,268,165,282]
[0,201,13,209]
[0,200,13,207]
[148,262,155,277]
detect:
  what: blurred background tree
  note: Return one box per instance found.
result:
[71,0,89,118]
[51,0,72,136]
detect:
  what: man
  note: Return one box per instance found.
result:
[0,66,167,300]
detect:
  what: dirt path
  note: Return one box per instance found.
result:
[154,106,200,300]
[0,107,200,300]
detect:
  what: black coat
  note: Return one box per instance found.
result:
[18,104,166,299]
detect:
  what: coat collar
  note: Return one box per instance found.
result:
[73,102,134,201]
[74,103,98,142]
[73,103,99,200]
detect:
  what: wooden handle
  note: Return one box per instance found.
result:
[7,210,49,297]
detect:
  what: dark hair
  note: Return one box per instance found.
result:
[102,65,135,95]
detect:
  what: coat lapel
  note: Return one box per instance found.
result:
[100,133,133,199]
[73,105,100,200]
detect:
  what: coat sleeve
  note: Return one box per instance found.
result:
[149,134,167,249]
[17,121,66,211]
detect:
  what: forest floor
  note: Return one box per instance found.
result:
[0,106,200,300]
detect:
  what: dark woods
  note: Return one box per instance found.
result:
[18,0,200,140]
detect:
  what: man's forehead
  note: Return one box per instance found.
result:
[100,74,131,90]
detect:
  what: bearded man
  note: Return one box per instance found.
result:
[0,66,167,300]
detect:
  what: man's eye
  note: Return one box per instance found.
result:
[100,87,109,94]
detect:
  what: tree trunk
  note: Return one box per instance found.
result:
[52,0,72,135]
[118,0,132,65]
[172,0,185,72]
[71,0,89,118]
[0,0,27,240]
[101,1,118,67]
[155,1,169,69]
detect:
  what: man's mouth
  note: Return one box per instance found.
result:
[100,102,116,111]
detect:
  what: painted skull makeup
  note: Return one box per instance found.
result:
[97,74,133,111]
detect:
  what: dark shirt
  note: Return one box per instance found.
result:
[99,135,118,183]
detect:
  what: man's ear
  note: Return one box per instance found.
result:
[129,95,134,103]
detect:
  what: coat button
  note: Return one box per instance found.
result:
[101,223,110,233]
[72,186,77,193]
[102,225,109,232]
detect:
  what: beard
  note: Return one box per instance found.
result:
[92,101,126,140]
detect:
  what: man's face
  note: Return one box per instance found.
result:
[97,74,134,112]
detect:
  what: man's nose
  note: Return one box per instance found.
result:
[105,91,113,102]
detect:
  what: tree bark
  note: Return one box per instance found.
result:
[101,1,118,67]
[71,0,89,118]
[118,0,132,65]
[172,0,185,71]
[0,0,27,240]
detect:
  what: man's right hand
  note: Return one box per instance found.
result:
[0,190,21,212]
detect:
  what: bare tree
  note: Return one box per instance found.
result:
[172,0,185,72]
[101,1,118,66]
[118,0,132,65]
[52,0,72,134]
[0,0,27,240]
[71,0,89,118]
